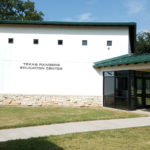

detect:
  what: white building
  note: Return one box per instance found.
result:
[2,20,147,110]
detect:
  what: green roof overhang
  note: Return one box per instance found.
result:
[0,20,136,27]
[94,53,150,68]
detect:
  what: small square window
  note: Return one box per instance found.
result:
[82,40,87,46]
[8,38,14,44]
[58,40,63,45]
[107,41,112,46]
[33,39,39,44]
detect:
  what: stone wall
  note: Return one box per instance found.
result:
[0,94,102,107]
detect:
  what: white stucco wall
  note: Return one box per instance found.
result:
[0,25,130,96]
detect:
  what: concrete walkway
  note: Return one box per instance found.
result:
[0,117,150,142]
[132,109,150,116]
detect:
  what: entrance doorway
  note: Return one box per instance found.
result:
[103,70,150,110]
[145,79,150,108]
[136,78,150,109]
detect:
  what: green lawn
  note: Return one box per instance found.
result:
[0,126,150,150]
[0,106,146,129]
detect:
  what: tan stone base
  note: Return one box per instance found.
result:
[0,94,102,107]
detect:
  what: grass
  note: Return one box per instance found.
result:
[0,106,146,129]
[0,126,150,150]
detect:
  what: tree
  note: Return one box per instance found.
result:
[135,32,150,54]
[0,0,44,21]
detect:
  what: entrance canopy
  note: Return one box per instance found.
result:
[94,53,150,68]
[94,53,150,110]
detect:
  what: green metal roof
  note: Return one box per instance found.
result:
[0,20,136,27]
[94,53,150,68]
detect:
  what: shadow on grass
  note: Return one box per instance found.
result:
[0,137,63,150]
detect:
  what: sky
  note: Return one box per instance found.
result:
[32,0,150,32]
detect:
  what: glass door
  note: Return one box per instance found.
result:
[136,78,144,108]
[145,79,150,108]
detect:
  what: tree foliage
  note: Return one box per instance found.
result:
[0,0,44,21]
[135,32,150,54]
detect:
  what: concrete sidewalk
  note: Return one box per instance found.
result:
[0,117,150,142]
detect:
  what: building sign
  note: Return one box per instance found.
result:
[20,63,63,71]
